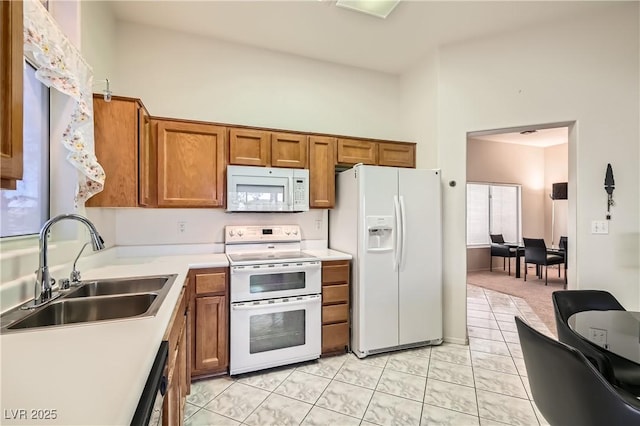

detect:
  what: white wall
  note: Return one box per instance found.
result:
[112,22,404,141]
[432,3,639,341]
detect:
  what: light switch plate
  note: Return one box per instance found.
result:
[591,220,609,234]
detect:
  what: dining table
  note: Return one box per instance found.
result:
[504,243,565,279]
[568,310,640,365]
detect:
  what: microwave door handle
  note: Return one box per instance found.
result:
[288,176,294,209]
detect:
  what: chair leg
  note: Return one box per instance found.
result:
[558,265,561,277]
[508,258,511,276]
[503,258,506,271]
[524,263,527,281]
[545,266,548,286]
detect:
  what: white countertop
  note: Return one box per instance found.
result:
[0,253,228,426]
[0,249,350,425]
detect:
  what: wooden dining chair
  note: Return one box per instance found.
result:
[522,238,564,285]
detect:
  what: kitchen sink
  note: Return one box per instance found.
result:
[64,276,169,298]
[0,274,177,333]
[7,294,158,330]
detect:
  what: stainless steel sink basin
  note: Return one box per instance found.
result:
[63,276,169,298]
[0,274,177,333]
[7,294,158,330]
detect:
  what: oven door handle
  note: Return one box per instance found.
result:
[231,263,320,274]
[232,297,319,310]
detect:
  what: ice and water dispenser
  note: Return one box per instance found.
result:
[366,216,394,252]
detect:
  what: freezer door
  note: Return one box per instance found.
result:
[398,169,442,345]
[356,166,400,353]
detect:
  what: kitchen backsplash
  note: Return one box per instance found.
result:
[110,208,328,246]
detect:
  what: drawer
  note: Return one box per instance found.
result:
[323,304,348,325]
[322,262,349,285]
[322,322,349,353]
[195,272,226,295]
[323,284,349,305]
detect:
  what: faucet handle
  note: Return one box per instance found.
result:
[60,278,70,290]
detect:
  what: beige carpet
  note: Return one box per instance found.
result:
[467,265,566,334]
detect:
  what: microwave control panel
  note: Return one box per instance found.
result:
[225,225,301,244]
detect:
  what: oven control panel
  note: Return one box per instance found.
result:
[225,225,301,244]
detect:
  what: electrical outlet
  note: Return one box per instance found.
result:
[591,220,609,234]
[177,221,186,234]
[315,219,322,231]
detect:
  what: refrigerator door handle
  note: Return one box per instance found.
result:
[399,195,407,270]
[393,195,402,271]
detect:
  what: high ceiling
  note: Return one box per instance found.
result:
[112,1,614,75]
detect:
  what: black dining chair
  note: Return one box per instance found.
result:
[515,316,640,426]
[522,238,564,285]
[552,290,640,395]
[489,234,516,275]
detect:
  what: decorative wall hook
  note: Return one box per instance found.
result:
[93,78,112,102]
[604,163,615,220]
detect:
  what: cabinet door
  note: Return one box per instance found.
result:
[337,139,377,165]
[156,120,226,207]
[0,0,23,188]
[271,133,307,168]
[309,136,335,208]
[194,296,228,373]
[378,142,415,168]
[138,104,155,206]
[87,97,140,207]
[228,128,270,166]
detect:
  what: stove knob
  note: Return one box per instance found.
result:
[292,229,298,235]
[229,230,235,237]
[284,229,290,235]
[238,229,244,236]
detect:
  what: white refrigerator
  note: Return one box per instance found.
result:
[329,165,442,358]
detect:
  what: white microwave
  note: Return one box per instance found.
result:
[227,165,309,212]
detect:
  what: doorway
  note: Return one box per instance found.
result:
[465,123,571,333]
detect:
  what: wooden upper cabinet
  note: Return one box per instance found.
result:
[309,136,335,208]
[337,138,377,166]
[138,105,155,206]
[0,0,23,189]
[271,132,307,168]
[156,119,226,207]
[228,128,270,166]
[87,96,142,207]
[378,142,416,168]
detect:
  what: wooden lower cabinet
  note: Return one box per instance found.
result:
[163,286,189,426]
[321,260,350,355]
[190,268,229,378]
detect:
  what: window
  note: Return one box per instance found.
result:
[0,62,50,238]
[467,183,521,246]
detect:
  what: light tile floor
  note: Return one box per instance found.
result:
[184,285,554,425]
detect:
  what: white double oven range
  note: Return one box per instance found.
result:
[225,225,321,375]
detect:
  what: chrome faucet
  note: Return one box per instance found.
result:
[30,214,106,307]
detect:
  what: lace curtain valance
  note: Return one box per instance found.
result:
[23,0,104,204]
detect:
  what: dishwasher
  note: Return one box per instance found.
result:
[131,341,168,426]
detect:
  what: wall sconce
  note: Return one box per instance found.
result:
[604,163,615,220]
